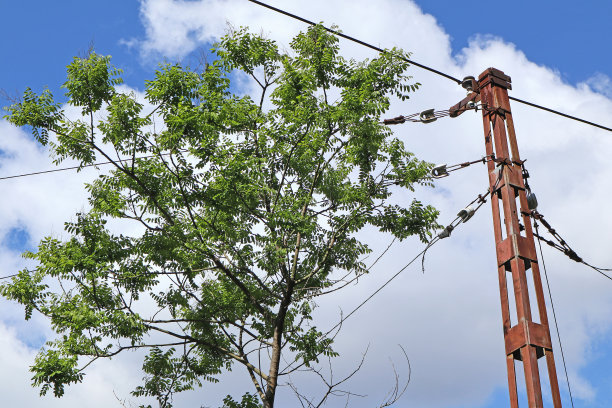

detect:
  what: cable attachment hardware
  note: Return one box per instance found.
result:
[383,115,406,125]
[527,192,539,210]
[431,164,449,178]
[457,205,476,223]
[461,76,477,93]
[419,109,437,124]
[517,161,538,210]
[437,224,454,239]
[431,155,496,180]
[564,248,583,263]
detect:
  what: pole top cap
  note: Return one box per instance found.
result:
[478,68,512,90]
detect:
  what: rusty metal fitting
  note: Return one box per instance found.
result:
[383,115,406,125]
[461,76,477,93]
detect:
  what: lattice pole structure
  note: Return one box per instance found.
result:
[475,68,563,407]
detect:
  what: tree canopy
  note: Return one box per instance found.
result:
[2,25,438,408]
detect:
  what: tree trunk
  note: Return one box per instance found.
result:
[263,281,294,408]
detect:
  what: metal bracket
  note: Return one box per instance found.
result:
[449,91,481,118]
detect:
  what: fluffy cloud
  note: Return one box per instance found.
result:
[134,1,612,406]
[2,0,611,407]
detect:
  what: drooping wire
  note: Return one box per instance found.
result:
[534,220,575,408]
[0,161,112,181]
[323,241,433,337]
[325,186,491,337]
[278,186,494,377]
[310,237,398,297]
[279,237,437,376]
[530,211,612,282]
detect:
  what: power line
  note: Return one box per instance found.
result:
[508,96,612,132]
[0,161,110,181]
[246,0,612,134]
[531,210,612,282]
[0,152,178,182]
[325,187,490,336]
[325,240,434,336]
[534,221,575,408]
[280,235,441,376]
[246,0,462,84]
[2,4,609,185]
[280,186,491,375]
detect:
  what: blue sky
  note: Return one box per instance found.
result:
[420,1,612,86]
[4,1,612,102]
[2,0,147,100]
[1,1,611,407]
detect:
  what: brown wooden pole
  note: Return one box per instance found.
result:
[477,68,563,407]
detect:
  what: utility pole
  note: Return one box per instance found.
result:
[451,68,563,407]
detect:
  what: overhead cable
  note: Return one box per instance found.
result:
[534,221,575,408]
[508,96,612,133]
[279,234,431,376]
[328,185,490,336]
[430,154,494,179]
[0,152,181,182]
[383,104,480,126]
[0,161,110,181]
[324,240,433,337]
[247,0,612,134]
[530,210,612,282]
[245,0,462,84]
[421,187,490,272]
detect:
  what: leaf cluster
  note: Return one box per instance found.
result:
[2,24,438,407]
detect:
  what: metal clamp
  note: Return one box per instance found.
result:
[437,224,454,239]
[431,164,449,178]
[419,109,437,124]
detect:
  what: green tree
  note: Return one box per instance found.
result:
[2,25,438,408]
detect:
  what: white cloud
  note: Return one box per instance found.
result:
[131,1,612,406]
[3,0,612,407]
[582,72,612,99]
